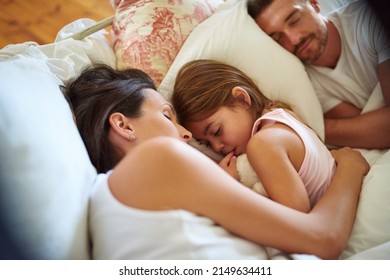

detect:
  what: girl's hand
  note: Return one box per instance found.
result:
[331,147,370,176]
[219,152,239,180]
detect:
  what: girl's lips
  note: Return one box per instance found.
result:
[224,148,240,157]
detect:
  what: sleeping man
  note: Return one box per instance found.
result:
[247,0,390,149]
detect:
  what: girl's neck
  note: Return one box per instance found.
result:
[259,107,271,118]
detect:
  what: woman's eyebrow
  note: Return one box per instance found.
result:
[164,103,177,115]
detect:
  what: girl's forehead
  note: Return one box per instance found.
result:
[185,119,209,139]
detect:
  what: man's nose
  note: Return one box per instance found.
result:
[285,29,302,46]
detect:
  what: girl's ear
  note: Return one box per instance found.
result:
[231,86,251,107]
[108,112,136,141]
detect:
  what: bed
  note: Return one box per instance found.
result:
[0,0,389,260]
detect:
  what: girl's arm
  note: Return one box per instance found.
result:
[109,137,369,259]
[246,123,311,212]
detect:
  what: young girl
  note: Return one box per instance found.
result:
[63,64,368,260]
[172,59,337,212]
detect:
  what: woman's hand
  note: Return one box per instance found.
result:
[331,147,370,177]
[219,152,239,180]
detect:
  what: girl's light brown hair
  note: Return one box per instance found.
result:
[172,59,290,126]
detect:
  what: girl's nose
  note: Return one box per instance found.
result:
[211,141,224,154]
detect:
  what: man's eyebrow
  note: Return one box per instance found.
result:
[286,9,300,23]
[269,9,299,37]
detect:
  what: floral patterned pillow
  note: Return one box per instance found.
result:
[110,0,223,86]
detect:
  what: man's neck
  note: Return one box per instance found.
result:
[312,20,341,68]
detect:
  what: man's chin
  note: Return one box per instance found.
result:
[298,54,321,65]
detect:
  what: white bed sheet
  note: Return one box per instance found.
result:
[0,18,115,82]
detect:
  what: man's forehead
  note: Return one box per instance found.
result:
[256,0,303,30]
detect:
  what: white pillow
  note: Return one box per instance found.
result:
[0,56,97,259]
[159,0,324,140]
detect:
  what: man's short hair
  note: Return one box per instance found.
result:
[247,0,273,19]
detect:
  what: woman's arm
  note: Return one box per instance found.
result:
[109,137,369,259]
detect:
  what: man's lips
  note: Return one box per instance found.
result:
[296,36,312,56]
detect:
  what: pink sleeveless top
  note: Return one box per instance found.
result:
[252,109,336,207]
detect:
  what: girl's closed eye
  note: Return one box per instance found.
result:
[214,127,221,137]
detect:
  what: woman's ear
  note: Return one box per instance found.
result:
[108,112,136,142]
[231,86,251,107]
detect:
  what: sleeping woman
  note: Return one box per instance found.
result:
[62,64,369,260]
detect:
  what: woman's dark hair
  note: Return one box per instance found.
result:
[62,64,156,173]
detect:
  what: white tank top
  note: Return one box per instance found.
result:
[89,172,287,259]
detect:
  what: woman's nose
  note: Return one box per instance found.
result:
[179,125,192,143]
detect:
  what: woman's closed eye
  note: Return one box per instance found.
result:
[164,113,171,120]
[163,104,176,121]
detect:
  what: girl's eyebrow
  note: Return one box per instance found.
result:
[204,122,212,136]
